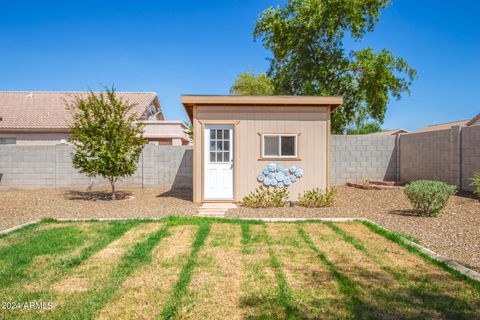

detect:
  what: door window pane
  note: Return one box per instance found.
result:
[264,136,279,156]
[210,129,216,140]
[210,141,216,151]
[224,130,229,140]
[217,130,223,139]
[281,136,296,156]
[223,141,229,151]
[210,152,216,162]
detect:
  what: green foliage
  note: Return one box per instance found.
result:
[404,180,457,216]
[470,171,480,198]
[230,71,275,95]
[253,0,416,133]
[346,121,382,135]
[67,87,147,200]
[185,120,193,141]
[297,188,336,207]
[242,186,289,208]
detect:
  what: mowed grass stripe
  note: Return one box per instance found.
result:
[0,224,88,289]
[176,223,243,319]
[58,220,140,268]
[268,223,350,319]
[161,223,211,320]
[240,224,286,319]
[47,223,169,320]
[297,224,360,319]
[53,223,162,295]
[336,223,480,319]
[97,225,197,320]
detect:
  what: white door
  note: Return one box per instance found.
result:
[204,124,234,200]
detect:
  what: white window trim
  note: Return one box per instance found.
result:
[261,134,298,158]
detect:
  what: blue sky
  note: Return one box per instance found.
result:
[0,0,478,131]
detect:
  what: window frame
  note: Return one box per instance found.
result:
[261,133,298,159]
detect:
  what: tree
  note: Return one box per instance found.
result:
[67,87,147,200]
[346,121,381,135]
[230,72,275,95]
[253,0,416,133]
[345,105,382,134]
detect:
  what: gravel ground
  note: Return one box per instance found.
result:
[227,186,480,272]
[1,185,479,272]
[0,188,197,231]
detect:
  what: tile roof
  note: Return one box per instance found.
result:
[370,129,409,135]
[416,120,469,133]
[0,91,162,130]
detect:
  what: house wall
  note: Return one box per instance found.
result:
[142,121,190,145]
[0,144,193,190]
[193,105,329,202]
[0,132,70,145]
[330,135,398,185]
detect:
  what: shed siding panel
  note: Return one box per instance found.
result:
[194,105,329,202]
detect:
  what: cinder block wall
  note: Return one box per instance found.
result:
[399,125,480,190]
[0,144,193,189]
[330,135,398,186]
[461,125,480,191]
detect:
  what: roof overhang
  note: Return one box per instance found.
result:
[181,95,343,122]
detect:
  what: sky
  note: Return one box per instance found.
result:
[0,0,479,131]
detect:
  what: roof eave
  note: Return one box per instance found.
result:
[181,95,344,122]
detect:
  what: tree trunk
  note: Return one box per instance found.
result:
[110,178,116,200]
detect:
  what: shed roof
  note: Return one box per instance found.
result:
[181,95,343,122]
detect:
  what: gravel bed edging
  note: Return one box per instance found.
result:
[1,216,479,283]
[0,220,41,235]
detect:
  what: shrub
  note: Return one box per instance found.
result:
[242,186,289,208]
[404,180,456,216]
[470,171,480,198]
[297,188,336,208]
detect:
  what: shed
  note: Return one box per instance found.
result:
[182,95,343,203]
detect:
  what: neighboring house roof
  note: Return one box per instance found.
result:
[0,91,163,131]
[466,113,480,126]
[370,129,409,136]
[181,95,343,122]
[416,119,470,133]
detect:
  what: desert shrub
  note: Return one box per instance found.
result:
[242,186,289,208]
[298,188,336,208]
[404,180,456,216]
[470,171,480,198]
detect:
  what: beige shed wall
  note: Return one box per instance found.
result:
[193,105,330,202]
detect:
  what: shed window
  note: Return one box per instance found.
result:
[262,134,297,158]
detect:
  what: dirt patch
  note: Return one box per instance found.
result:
[177,223,243,320]
[0,188,197,232]
[53,277,89,294]
[97,225,197,320]
[64,191,134,201]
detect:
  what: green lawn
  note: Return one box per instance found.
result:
[0,217,479,319]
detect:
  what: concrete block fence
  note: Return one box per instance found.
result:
[330,134,398,186]
[0,127,478,191]
[0,144,193,189]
